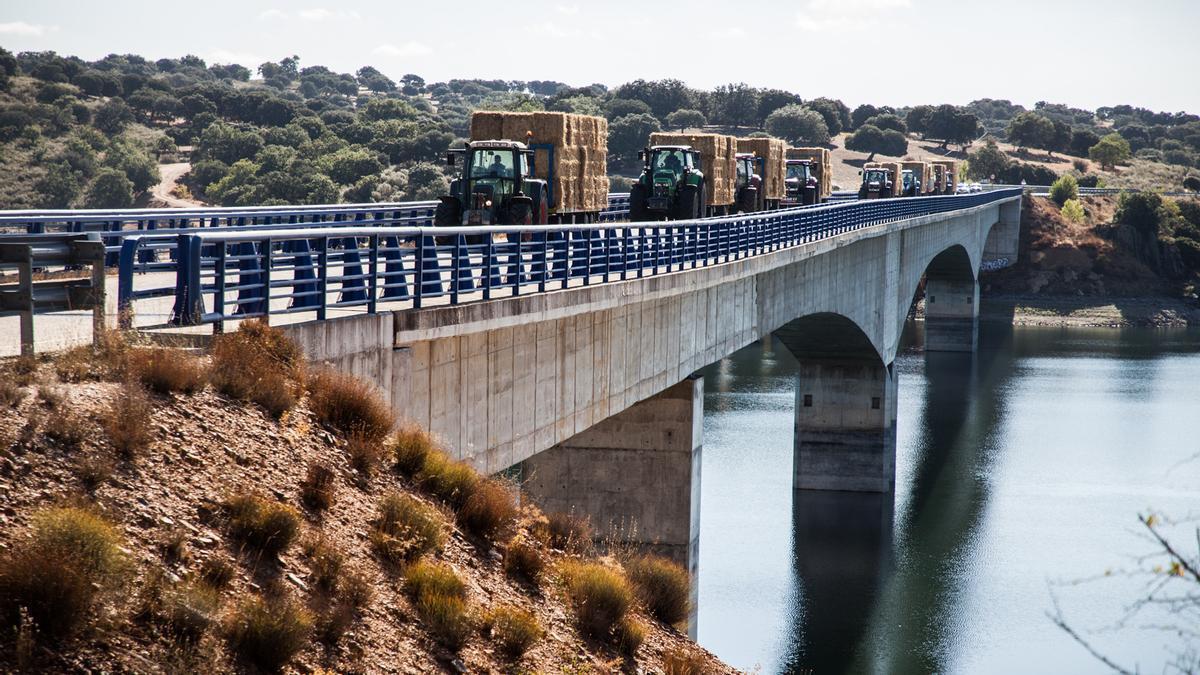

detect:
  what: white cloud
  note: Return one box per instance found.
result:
[208,49,265,66]
[710,26,747,39]
[372,42,433,57]
[257,7,361,21]
[796,0,911,31]
[257,8,287,20]
[555,4,580,15]
[532,21,580,39]
[0,21,56,37]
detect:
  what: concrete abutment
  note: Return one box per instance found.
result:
[924,277,980,352]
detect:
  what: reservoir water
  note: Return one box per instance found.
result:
[694,321,1200,674]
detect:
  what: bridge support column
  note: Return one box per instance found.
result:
[793,359,897,493]
[519,376,702,568]
[924,277,979,352]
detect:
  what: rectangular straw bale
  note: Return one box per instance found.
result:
[736,137,786,200]
[931,159,957,192]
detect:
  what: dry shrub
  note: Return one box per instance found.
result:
[404,560,472,650]
[161,530,191,565]
[318,565,375,645]
[225,594,312,671]
[75,453,114,491]
[307,369,394,440]
[224,493,301,558]
[614,615,646,658]
[6,355,38,386]
[345,431,385,476]
[559,561,633,640]
[53,331,129,383]
[302,536,344,592]
[42,408,87,450]
[340,567,375,610]
[209,321,301,418]
[128,347,207,394]
[37,384,64,409]
[419,450,481,510]
[0,507,125,639]
[457,478,517,540]
[369,493,445,566]
[0,378,25,408]
[624,554,691,626]
[159,581,222,643]
[483,604,543,659]
[663,648,711,675]
[391,422,438,477]
[300,462,337,511]
[198,556,236,590]
[547,511,593,552]
[503,539,544,585]
[103,382,153,459]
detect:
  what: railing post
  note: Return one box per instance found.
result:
[368,234,379,314]
[117,237,140,329]
[317,237,329,320]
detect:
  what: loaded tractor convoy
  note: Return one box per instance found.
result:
[437,110,957,226]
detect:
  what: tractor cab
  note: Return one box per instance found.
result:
[628,145,705,221]
[735,152,764,212]
[438,140,547,227]
[901,169,918,197]
[785,159,819,205]
[859,168,893,199]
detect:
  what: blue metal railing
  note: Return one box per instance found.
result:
[158,189,1020,330]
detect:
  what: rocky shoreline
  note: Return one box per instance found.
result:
[979,294,1200,328]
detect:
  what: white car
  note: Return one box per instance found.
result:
[956,184,971,194]
[969,183,983,193]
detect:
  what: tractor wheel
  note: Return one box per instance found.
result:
[511,199,533,226]
[629,184,649,222]
[738,187,758,214]
[678,184,701,221]
[435,198,461,228]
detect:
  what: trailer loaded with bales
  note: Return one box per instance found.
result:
[784,147,833,206]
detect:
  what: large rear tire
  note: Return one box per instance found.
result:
[629,184,649,222]
[738,186,758,214]
[435,198,461,228]
[678,184,701,221]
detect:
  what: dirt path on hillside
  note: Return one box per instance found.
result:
[150,162,203,208]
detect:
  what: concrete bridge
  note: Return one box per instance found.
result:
[266,190,1023,564]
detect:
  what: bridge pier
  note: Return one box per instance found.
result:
[519,376,702,568]
[791,358,897,493]
[924,277,979,352]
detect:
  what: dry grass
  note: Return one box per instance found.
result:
[223,493,302,558]
[369,493,445,566]
[42,407,88,450]
[503,539,544,585]
[404,560,473,650]
[299,461,337,511]
[159,580,222,643]
[128,347,207,395]
[198,556,236,590]
[546,511,594,553]
[345,431,385,476]
[37,384,64,409]
[559,561,634,640]
[391,422,438,477]
[302,536,344,592]
[663,648,711,675]
[102,382,154,459]
[224,594,313,671]
[307,369,394,441]
[209,321,301,418]
[419,450,481,510]
[0,507,125,638]
[483,604,543,659]
[160,529,191,565]
[75,453,114,491]
[5,355,39,387]
[0,378,25,407]
[457,478,517,540]
[615,615,646,658]
[53,331,129,383]
[624,554,691,626]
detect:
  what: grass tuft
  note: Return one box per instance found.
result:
[624,554,691,626]
[42,408,87,449]
[128,347,207,394]
[559,561,633,640]
[307,369,394,441]
[224,594,312,671]
[369,493,445,566]
[503,539,544,585]
[483,604,543,659]
[0,507,125,638]
[614,615,646,658]
[209,321,301,418]
[456,478,517,540]
[223,493,301,558]
[102,382,154,459]
[53,331,129,383]
[345,431,385,476]
[419,450,481,510]
[546,511,594,552]
[663,648,711,675]
[390,422,438,477]
[301,536,344,592]
[75,453,114,491]
[404,560,472,650]
[0,378,25,408]
[159,581,222,643]
[198,556,236,590]
[299,461,337,511]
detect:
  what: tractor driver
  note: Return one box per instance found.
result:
[489,154,510,177]
[663,152,682,174]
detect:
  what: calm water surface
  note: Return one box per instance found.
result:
[695,322,1200,674]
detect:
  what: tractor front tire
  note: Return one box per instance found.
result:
[435,198,461,228]
[678,185,701,221]
[629,184,649,222]
[739,186,759,214]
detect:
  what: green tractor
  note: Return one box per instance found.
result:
[628,145,705,221]
[438,140,548,228]
[735,153,764,213]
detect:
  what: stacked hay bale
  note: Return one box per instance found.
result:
[469,111,609,214]
[863,161,903,197]
[786,147,833,199]
[649,132,737,207]
[901,161,932,194]
[736,137,786,201]
[931,159,958,193]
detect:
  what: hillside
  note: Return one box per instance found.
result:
[0,327,733,673]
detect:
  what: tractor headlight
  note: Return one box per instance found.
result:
[485,200,492,207]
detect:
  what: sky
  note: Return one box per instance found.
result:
[1,0,1197,114]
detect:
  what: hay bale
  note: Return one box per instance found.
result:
[650,132,737,206]
[736,138,787,200]
[469,111,607,213]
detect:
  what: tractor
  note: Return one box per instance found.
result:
[628,145,706,221]
[785,159,819,206]
[901,169,920,197]
[438,140,548,229]
[858,166,895,199]
[735,153,764,213]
